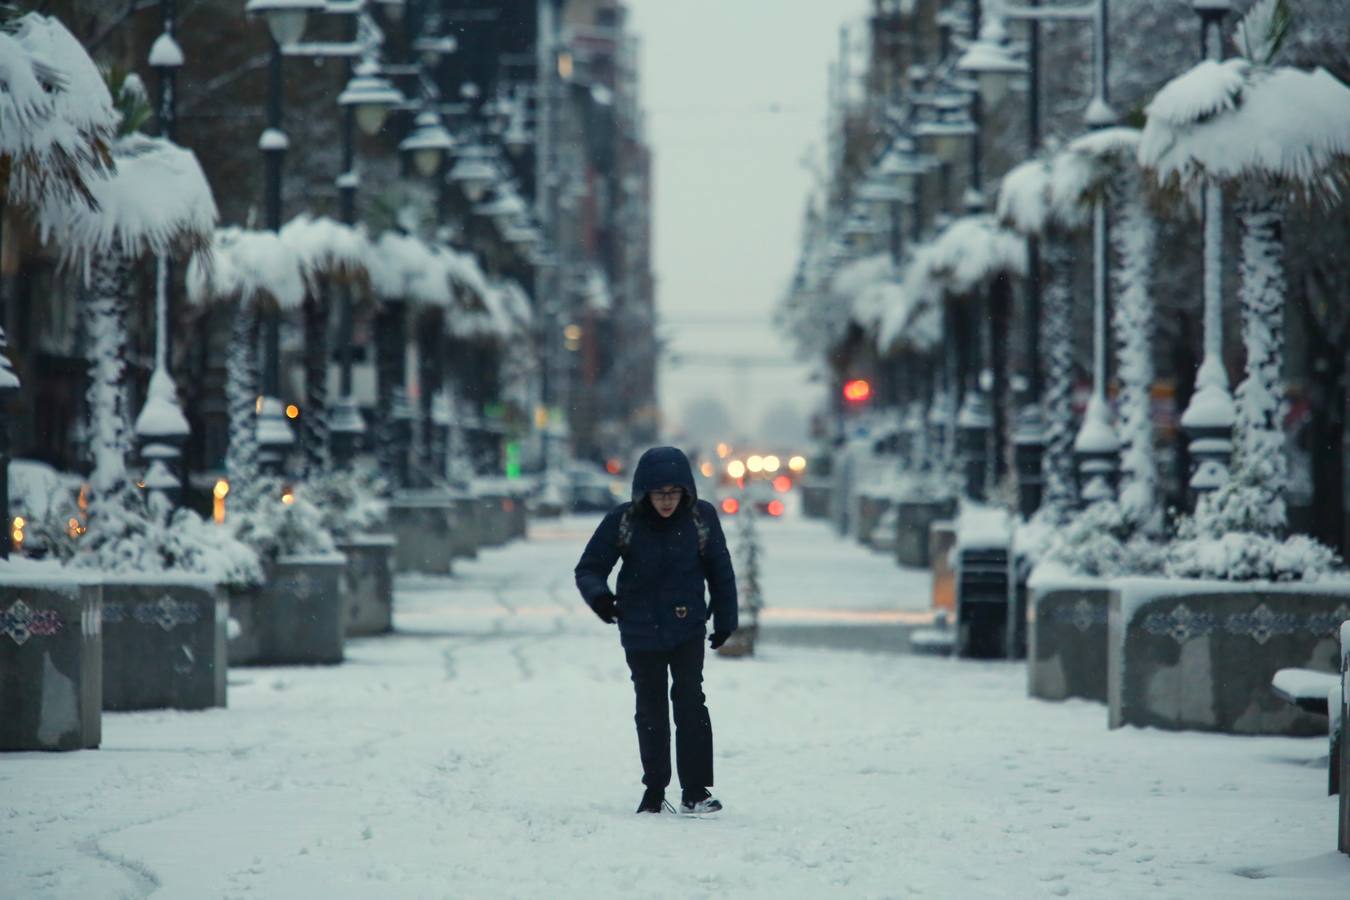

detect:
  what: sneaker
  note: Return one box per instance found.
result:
[636,788,673,814]
[680,788,723,815]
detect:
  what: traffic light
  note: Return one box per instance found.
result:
[843,379,872,404]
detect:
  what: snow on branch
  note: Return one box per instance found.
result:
[0,14,116,212]
[187,227,305,311]
[37,134,217,280]
[928,214,1027,293]
[279,214,373,291]
[1139,62,1350,204]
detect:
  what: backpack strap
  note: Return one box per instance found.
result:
[616,504,634,556]
[691,505,709,556]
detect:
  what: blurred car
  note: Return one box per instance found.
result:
[566,463,624,513]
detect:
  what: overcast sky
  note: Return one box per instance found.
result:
[624,0,872,449]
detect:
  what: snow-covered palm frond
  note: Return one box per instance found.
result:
[877,242,942,352]
[1233,0,1291,66]
[187,227,305,311]
[1144,58,1248,131]
[441,245,494,315]
[1139,62,1350,204]
[0,14,116,212]
[38,133,217,280]
[368,231,452,307]
[927,214,1027,294]
[997,158,1054,235]
[279,214,372,291]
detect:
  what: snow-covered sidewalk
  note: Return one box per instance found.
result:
[4,515,1346,898]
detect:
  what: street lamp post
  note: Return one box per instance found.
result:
[1180,0,1235,504]
[974,0,1119,505]
[135,0,191,506]
[246,0,324,475]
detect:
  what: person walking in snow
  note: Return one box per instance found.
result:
[574,446,738,815]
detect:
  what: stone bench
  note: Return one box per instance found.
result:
[0,573,102,751]
[102,577,226,711]
[1108,580,1349,735]
[1028,574,1112,704]
[228,554,346,666]
[1270,667,1340,798]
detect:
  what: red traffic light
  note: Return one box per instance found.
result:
[843,379,872,404]
[721,497,740,515]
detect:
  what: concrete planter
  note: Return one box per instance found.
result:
[337,537,395,637]
[854,494,891,546]
[389,491,456,575]
[450,493,479,560]
[1108,580,1350,735]
[800,480,830,520]
[0,576,102,751]
[228,554,347,666]
[895,498,955,567]
[1028,581,1112,703]
[476,493,512,548]
[929,521,957,615]
[101,578,226,711]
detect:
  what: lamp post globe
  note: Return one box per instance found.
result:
[338,60,404,137]
[245,0,324,47]
[450,146,497,203]
[400,110,454,178]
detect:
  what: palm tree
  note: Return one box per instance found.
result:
[998,156,1089,522]
[1139,0,1350,548]
[0,13,116,216]
[279,214,373,476]
[36,73,216,553]
[186,227,304,494]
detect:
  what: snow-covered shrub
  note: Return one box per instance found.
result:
[227,478,337,562]
[302,459,389,542]
[1164,465,1340,581]
[1041,500,1166,578]
[62,482,263,588]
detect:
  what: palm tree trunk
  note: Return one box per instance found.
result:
[1112,185,1158,530]
[1040,238,1077,520]
[302,284,330,476]
[1233,195,1287,535]
[86,251,133,515]
[226,301,260,487]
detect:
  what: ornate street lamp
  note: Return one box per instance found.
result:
[1180,0,1236,502]
[245,0,324,47]
[400,109,454,178]
[338,58,403,137]
[450,143,498,203]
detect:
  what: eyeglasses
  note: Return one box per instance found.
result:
[649,489,684,502]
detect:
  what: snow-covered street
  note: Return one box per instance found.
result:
[5,513,1347,899]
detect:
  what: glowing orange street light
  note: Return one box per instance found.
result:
[843,379,872,403]
[721,497,740,515]
[773,475,792,493]
[767,499,785,517]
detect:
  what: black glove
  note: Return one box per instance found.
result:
[709,630,731,650]
[587,593,619,624]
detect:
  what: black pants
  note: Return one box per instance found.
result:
[624,634,713,791]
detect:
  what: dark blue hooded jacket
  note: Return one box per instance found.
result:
[574,446,738,651]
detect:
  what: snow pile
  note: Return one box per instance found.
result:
[279,214,372,288]
[0,13,116,211]
[37,133,217,279]
[955,502,1010,550]
[133,366,190,441]
[1139,60,1350,201]
[187,227,305,310]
